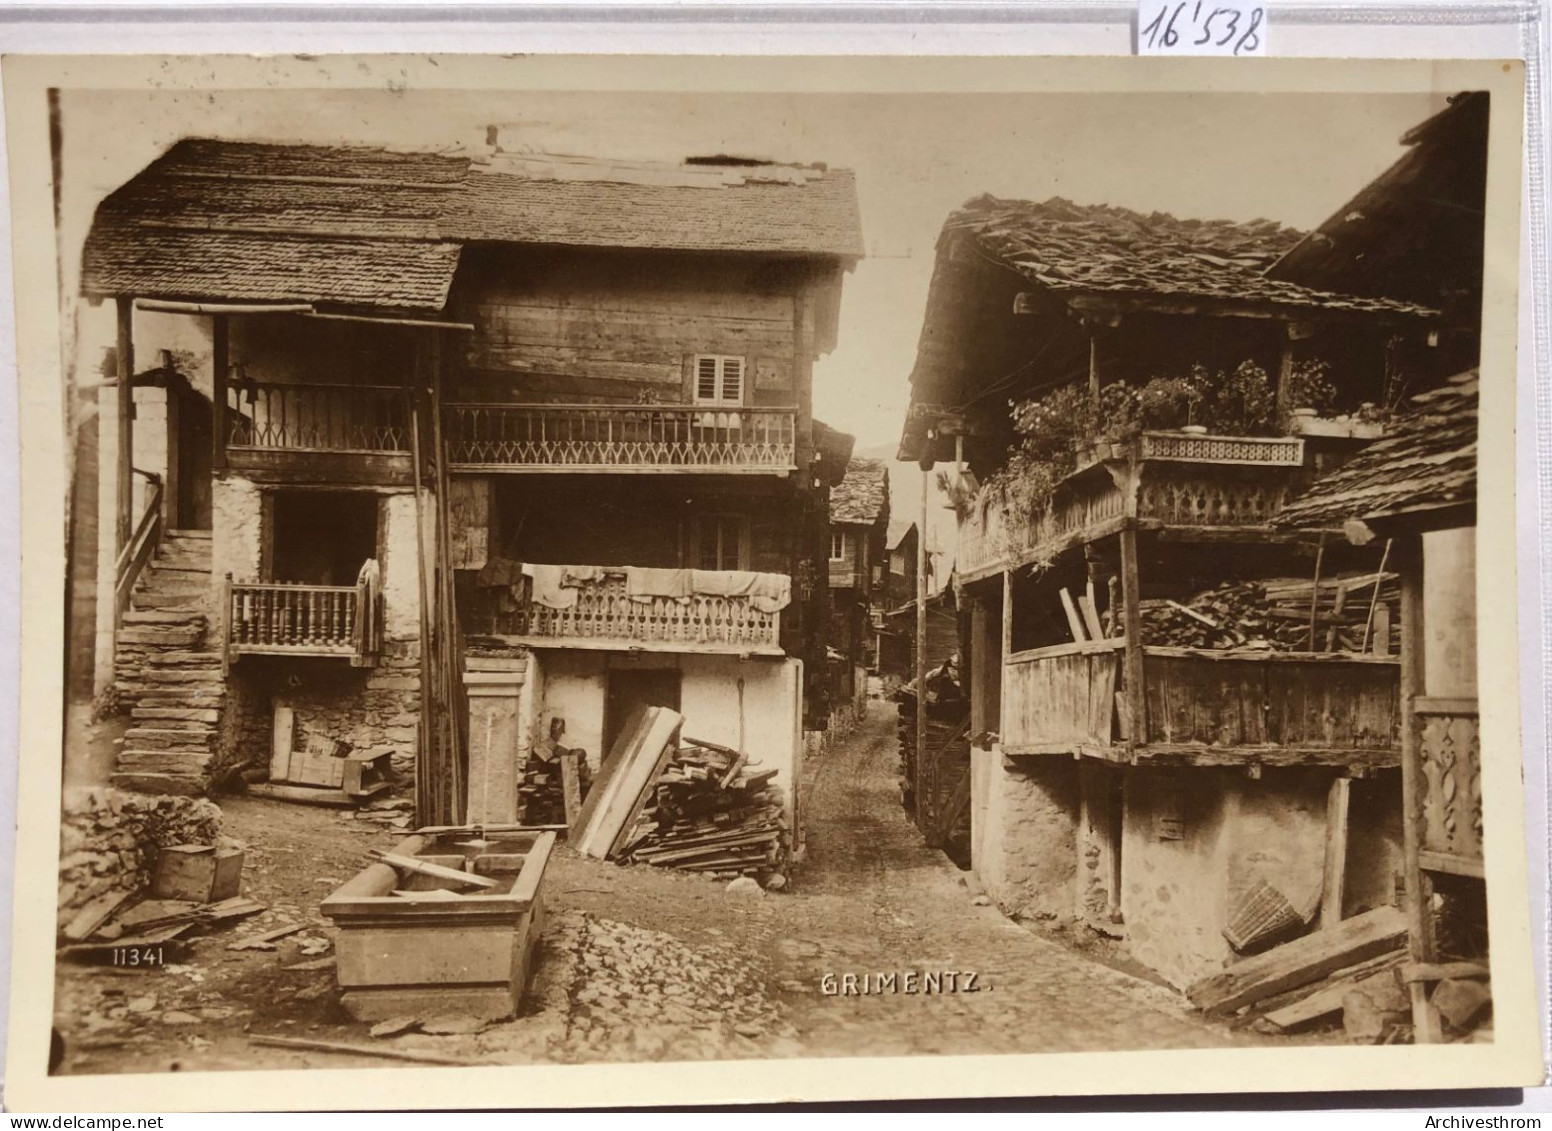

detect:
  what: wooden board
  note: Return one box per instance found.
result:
[270,705,296,782]
[1080,582,1105,641]
[583,708,683,860]
[1320,777,1351,928]
[61,889,136,943]
[571,705,650,845]
[1262,951,1405,1030]
[1059,588,1088,643]
[1186,905,1407,1017]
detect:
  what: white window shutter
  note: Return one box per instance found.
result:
[696,356,720,402]
[721,357,744,404]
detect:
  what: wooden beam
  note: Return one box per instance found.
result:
[114,296,134,555]
[1320,775,1351,929]
[1080,581,1105,641]
[1117,524,1146,751]
[136,299,314,316]
[1058,587,1088,643]
[211,314,229,472]
[1397,535,1443,1043]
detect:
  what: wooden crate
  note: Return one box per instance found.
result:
[320,830,555,1021]
[151,845,244,903]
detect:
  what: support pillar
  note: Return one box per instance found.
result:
[115,297,134,554]
[463,655,532,825]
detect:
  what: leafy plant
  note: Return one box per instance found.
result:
[1280,359,1338,417]
[1190,361,1279,436]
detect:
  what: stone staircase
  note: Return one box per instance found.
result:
[113,529,227,796]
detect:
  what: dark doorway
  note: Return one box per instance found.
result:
[270,491,378,585]
[173,389,213,530]
[602,669,682,757]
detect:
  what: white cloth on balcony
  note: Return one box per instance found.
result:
[522,563,606,609]
[624,566,693,604]
[353,558,381,655]
[690,569,791,613]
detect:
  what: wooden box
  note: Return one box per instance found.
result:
[151,845,244,903]
[320,829,555,1021]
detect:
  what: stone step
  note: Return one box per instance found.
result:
[166,529,213,540]
[133,592,209,610]
[118,626,205,647]
[135,694,226,711]
[123,609,206,626]
[118,749,213,770]
[123,728,216,750]
[131,706,221,723]
[152,551,213,568]
[140,669,225,684]
[144,566,212,583]
[111,772,207,797]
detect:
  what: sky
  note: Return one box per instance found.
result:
[59,86,1442,450]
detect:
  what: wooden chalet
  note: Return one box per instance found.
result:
[1277,374,1481,1041]
[82,136,862,831]
[827,457,890,716]
[899,188,1458,986]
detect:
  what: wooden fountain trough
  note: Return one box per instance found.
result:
[321,828,556,1021]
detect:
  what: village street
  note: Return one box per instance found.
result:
[54,704,1275,1078]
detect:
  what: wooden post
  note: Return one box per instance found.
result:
[211,314,229,473]
[1320,775,1351,928]
[916,460,930,838]
[1398,537,1442,1042]
[114,297,134,555]
[559,750,583,833]
[1117,523,1146,752]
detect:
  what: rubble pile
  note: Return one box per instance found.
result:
[58,787,223,923]
[1141,571,1400,653]
[564,914,794,1061]
[621,741,786,877]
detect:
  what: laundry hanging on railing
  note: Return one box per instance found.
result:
[624,567,694,603]
[689,569,792,613]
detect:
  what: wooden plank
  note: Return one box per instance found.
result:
[248,1034,475,1067]
[1080,582,1105,641]
[367,851,498,890]
[1185,905,1408,1016]
[1117,526,1146,750]
[1413,696,1480,716]
[1402,960,1490,984]
[558,750,583,832]
[1262,952,1405,1030]
[61,889,136,942]
[1005,637,1128,665]
[245,782,358,808]
[1418,849,1486,879]
[1058,588,1088,643]
[571,706,650,844]
[1320,776,1351,929]
[603,712,685,860]
[270,705,296,783]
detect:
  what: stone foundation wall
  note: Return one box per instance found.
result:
[58,787,223,927]
[970,748,1078,920]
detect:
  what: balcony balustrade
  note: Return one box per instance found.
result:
[226,579,381,663]
[443,403,797,474]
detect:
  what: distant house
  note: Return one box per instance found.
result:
[81,136,863,838]
[827,458,889,717]
[875,520,918,680]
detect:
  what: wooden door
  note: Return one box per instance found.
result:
[176,390,213,530]
[603,669,682,757]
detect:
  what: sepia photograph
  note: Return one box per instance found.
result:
[0,53,1538,1108]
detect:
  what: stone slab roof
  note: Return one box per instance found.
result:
[1274,371,1478,529]
[831,457,889,525]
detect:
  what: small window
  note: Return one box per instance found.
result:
[830,530,849,562]
[695,515,748,572]
[694,355,745,406]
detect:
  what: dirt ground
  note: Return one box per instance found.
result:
[53,702,1295,1077]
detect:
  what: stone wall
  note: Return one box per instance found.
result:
[58,786,223,927]
[970,748,1078,920]
[210,475,263,641]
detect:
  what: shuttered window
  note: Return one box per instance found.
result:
[693,354,745,406]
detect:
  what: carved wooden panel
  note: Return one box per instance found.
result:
[1417,705,1483,864]
[1136,467,1294,527]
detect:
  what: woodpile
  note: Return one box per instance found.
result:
[518,748,592,826]
[620,739,786,876]
[1141,571,1400,653]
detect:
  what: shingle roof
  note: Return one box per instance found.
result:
[81,138,863,310]
[1273,372,1477,529]
[81,139,469,310]
[457,164,864,258]
[947,194,1435,318]
[831,458,889,525]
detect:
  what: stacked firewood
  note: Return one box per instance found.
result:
[1141,572,1400,653]
[517,748,592,826]
[621,740,786,876]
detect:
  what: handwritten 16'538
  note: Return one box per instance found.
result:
[1138,0,1266,56]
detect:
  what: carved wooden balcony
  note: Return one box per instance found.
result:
[470,567,786,656]
[957,431,1310,581]
[443,403,797,475]
[998,639,1400,769]
[225,579,381,664]
[223,381,413,484]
